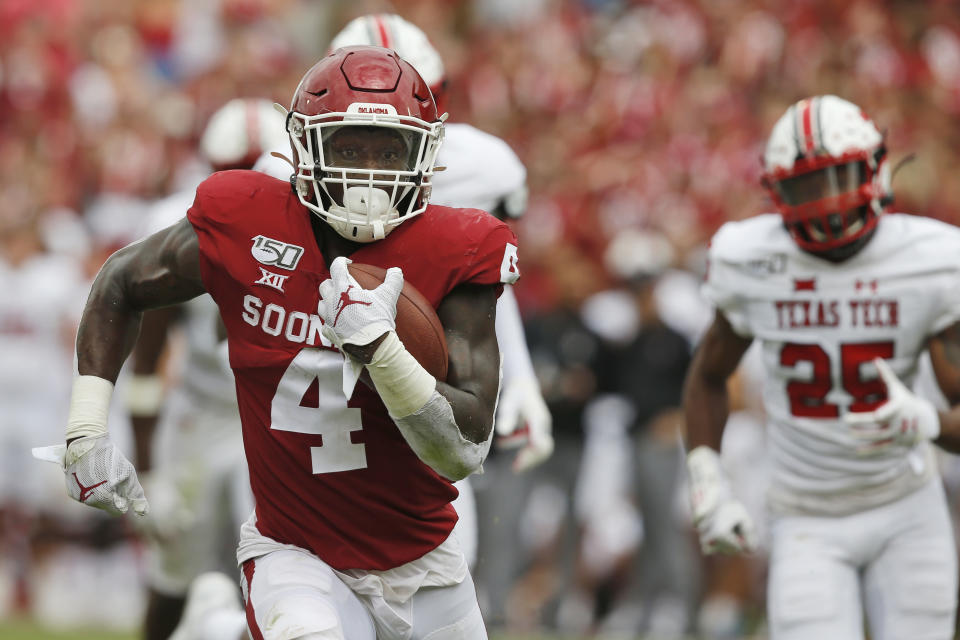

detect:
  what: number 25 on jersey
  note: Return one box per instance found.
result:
[781,341,893,418]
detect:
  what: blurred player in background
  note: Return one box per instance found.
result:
[563,230,694,637]
[254,13,553,615]
[130,98,288,640]
[0,189,85,617]
[37,45,518,640]
[684,94,960,639]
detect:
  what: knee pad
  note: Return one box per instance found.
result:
[769,554,855,629]
[886,543,956,617]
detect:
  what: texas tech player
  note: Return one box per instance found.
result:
[684,95,960,639]
[37,46,515,639]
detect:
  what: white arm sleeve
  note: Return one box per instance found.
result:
[495,286,536,387]
[393,390,494,481]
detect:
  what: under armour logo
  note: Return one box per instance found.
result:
[73,473,107,503]
[855,279,878,293]
[255,268,290,292]
[793,278,817,292]
[333,285,371,326]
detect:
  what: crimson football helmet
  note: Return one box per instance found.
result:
[287,46,444,242]
[762,95,892,258]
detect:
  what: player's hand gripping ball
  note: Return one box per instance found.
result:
[318,257,448,381]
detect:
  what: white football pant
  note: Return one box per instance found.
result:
[242,549,486,640]
[768,478,957,640]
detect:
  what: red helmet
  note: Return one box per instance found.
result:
[287,45,444,242]
[761,95,892,257]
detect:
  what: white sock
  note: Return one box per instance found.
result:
[199,609,248,640]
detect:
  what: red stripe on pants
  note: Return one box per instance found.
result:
[243,560,265,640]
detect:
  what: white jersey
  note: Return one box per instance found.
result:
[0,252,80,417]
[429,123,527,215]
[0,251,84,508]
[704,213,960,516]
[144,189,237,411]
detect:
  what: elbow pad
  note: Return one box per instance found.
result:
[394,391,493,481]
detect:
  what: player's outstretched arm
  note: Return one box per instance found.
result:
[683,311,757,555]
[683,311,752,451]
[33,219,205,517]
[79,218,205,382]
[924,321,960,453]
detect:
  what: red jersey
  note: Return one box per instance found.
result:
[187,170,520,570]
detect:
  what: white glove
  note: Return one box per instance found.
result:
[33,436,149,516]
[844,357,940,455]
[495,376,554,472]
[318,256,402,349]
[318,257,403,398]
[686,446,757,555]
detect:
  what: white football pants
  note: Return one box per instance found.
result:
[242,549,486,640]
[768,478,957,640]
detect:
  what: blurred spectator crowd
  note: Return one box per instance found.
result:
[4,0,960,300]
[3,0,960,637]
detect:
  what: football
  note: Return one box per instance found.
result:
[347,262,449,381]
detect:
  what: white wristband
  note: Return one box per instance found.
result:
[125,374,165,417]
[66,375,114,441]
[686,445,728,518]
[366,331,436,418]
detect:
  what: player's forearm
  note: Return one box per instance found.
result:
[934,408,960,453]
[346,331,496,443]
[354,329,496,480]
[683,371,730,451]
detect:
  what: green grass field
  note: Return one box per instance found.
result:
[0,621,569,640]
[0,620,133,640]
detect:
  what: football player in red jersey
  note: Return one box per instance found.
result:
[36,46,519,639]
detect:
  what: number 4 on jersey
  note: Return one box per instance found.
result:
[781,341,894,418]
[271,348,367,473]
